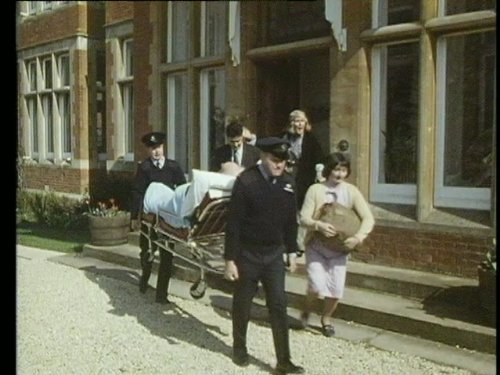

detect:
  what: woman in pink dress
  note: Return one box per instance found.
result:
[299,153,375,336]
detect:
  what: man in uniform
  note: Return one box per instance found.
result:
[224,137,305,374]
[130,131,186,304]
[210,120,261,171]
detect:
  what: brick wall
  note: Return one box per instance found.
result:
[23,165,88,195]
[19,3,103,48]
[354,225,492,278]
[106,1,134,25]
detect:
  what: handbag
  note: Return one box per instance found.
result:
[313,202,361,254]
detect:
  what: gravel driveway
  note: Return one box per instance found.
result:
[17,248,474,375]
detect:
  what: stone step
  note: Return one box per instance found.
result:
[130,230,478,302]
[82,242,496,354]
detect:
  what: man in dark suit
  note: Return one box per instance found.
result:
[224,137,304,374]
[130,131,186,304]
[210,120,261,171]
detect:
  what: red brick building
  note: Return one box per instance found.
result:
[17,1,496,277]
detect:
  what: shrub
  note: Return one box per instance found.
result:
[19,190,88,230]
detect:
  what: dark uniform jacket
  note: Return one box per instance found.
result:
[210,143,261,171]
[224,165,298,261]
[130,158,186,220]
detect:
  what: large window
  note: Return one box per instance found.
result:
[435,31,495,209]
[22,53,72,162]
[164,1,227,173]
[371,42,419,204]
[368,0,495,213]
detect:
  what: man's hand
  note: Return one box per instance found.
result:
[130,219,140,232]
[224,260,239,281]
[286,253,298,273]
[344,236,360,250]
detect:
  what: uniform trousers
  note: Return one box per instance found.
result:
[139,222,173,300]
[232,243,290,364]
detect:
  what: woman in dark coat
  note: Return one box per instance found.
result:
[281,109,325,210]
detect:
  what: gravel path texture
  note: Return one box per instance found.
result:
[17,250,475,375]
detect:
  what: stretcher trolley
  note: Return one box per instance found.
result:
[140,189,231,299]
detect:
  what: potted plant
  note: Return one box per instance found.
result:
[84,198,131,246]
[477,238,496,314]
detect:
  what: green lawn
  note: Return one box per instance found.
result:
[17,221,90,254]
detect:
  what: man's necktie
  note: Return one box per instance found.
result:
[268,175,277,184]
[232,148,239,165]
[155,160,161,169]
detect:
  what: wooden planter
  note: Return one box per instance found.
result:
[477,264,496,313]
[89,212,131,246]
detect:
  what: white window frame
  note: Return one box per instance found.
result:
[22,51,72,163]
[28,1,38,15]
[370,44,417,205]
[118,38,134,161]
[434,36,491,210]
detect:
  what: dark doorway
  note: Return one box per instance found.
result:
[257,59,300,137]
[256,52,330,153]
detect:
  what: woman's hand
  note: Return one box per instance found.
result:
[286,253,298,273]
[224,260,239,281]
[344,236,360,250]
[317,221,337,238]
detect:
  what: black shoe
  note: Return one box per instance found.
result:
[232,352,249,367]
[275,361,305,374]
[155,297,171,305]
[139,275,148,294]
[299,311,309,329]
[321,323,335,337]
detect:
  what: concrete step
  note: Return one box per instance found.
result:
[129,230,477,302]
[82,242,496,354]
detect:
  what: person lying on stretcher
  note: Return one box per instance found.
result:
[142,162,244,228]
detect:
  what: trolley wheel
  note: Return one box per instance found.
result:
[189,279,207,299]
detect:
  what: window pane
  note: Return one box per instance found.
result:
[28,98,38,154]
[376,0,420,27]
[171,2,190,62]
[203,2,227,57]
[59,55,69,87]
[97,90,106,154]
[442,32,495,188]
[444,0,495,15]
[123,84,134,153]
[205,69,226,164]
[124,40,133,77]
[43,58,52,90]
[43,95,53,154]
[379,42,419,184]
[28,61,36,92]
[28,1,37,14]
[59,93,71,154]
[169,74,189,172]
